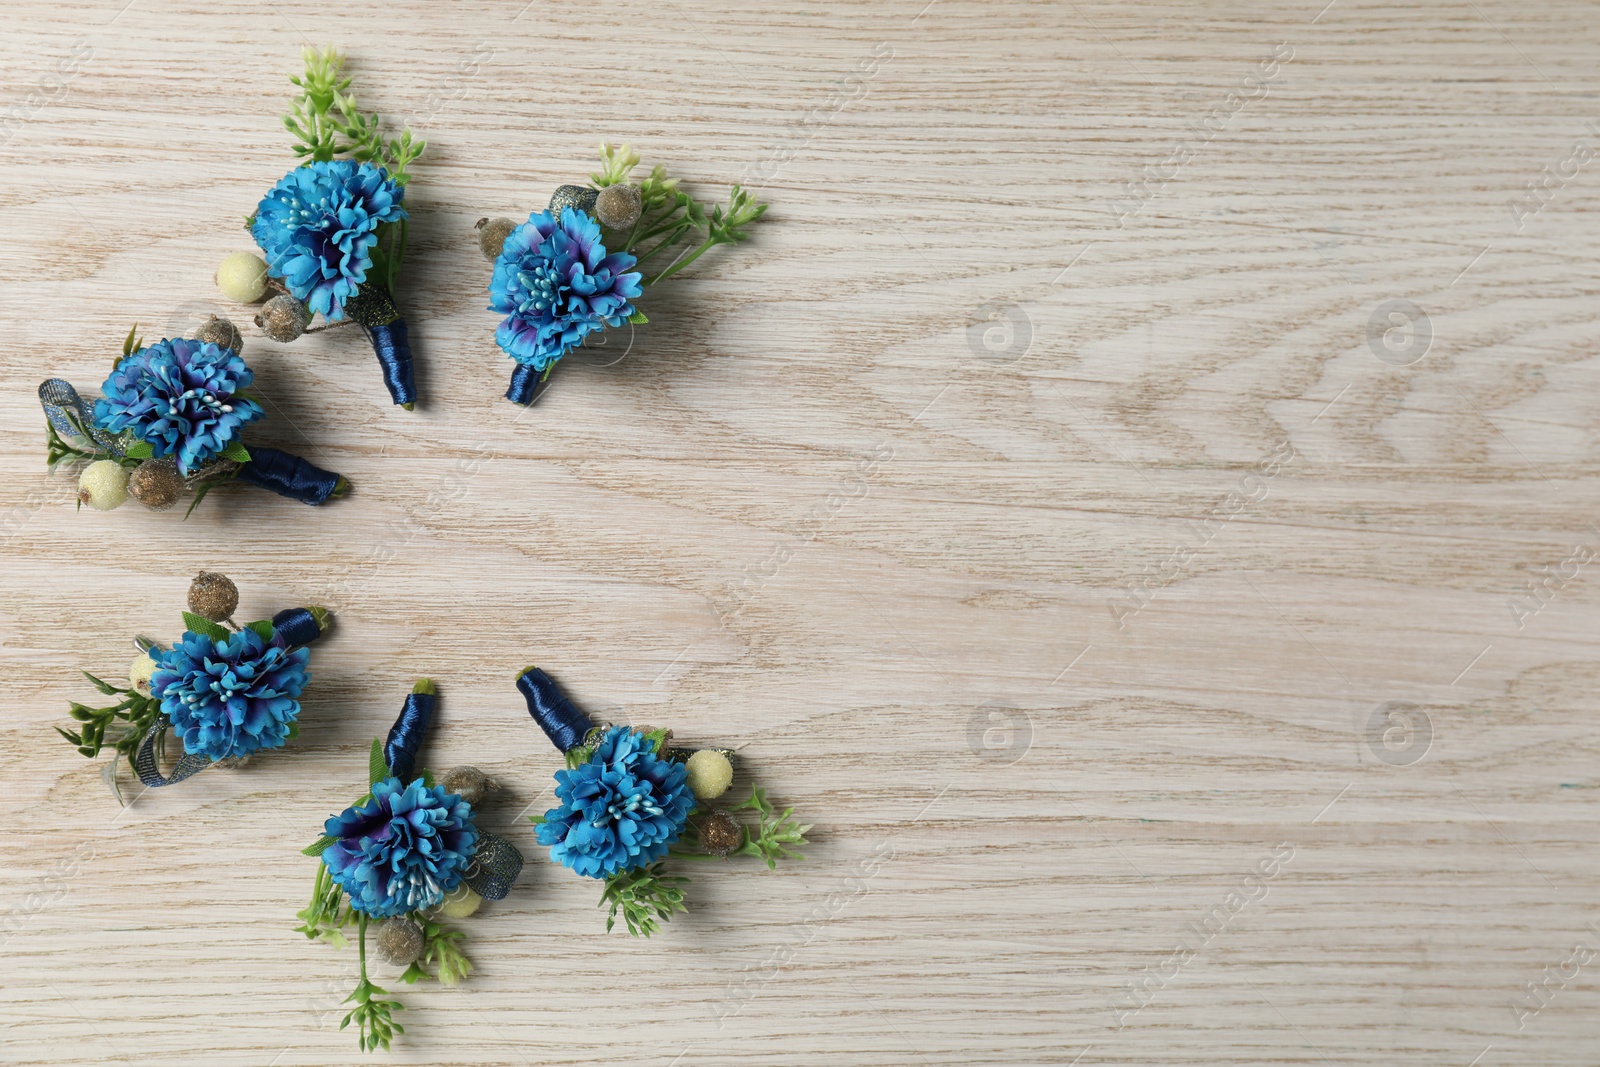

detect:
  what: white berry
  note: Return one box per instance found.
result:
[685,750,734,800]
[78,460,130,511]
[216,252,269,303]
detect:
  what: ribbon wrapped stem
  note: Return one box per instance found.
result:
[235,447,345,505]
[506,363,555,406]
[364,320,416,409]
[384,684,436,782]
[517,667,592,752]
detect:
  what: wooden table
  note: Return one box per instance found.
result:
[3,1,1597,1063]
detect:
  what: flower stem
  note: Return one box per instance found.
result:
[633,229,693,267]
[645,238,720,286]
[388,219,408,290]
[357,912,369,984]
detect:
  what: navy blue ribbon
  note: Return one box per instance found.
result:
[517,667,592,752]
[506,363,555,406]
[385,690,435,782]
[132,716,212,787]
[271,607,324,648]
[235,447,343,505]
[365,319,416,408]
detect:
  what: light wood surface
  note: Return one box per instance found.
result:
[3,1,1599,1063]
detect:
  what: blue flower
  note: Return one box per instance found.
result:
[151,628,310,761]
[94,338,263,476]
[252,159,406,320]
[536,726,695,879]
[488,207,642,370]
[322,777,480,918]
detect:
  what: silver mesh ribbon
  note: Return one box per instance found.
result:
[462,832,523,901]
[38,378,128,457]
[132,715,212,787]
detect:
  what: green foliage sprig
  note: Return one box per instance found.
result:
[283,47,425,184]
[588,142,767,285]
[730,786,811,868]
[295,861,356,948]
[54,670,161,793]
[600,862,688,937]
[401,917,472,986]
[343,915,406,1053]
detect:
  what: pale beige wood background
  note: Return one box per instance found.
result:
[2,0,1598,1063]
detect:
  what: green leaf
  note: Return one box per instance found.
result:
[246,620,276,643]
[121,323,140,359]
[81,671,122,696]
[181,612,232,643]
[183,479,220,519]
[219,441,251,464]
[302,835,336,856]
[627,310,648,325]
[124,440,154,460]
[599,862,689,937]
[369,738,390,786]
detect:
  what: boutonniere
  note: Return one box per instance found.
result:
[216,48,425,409]
[57,572,329,800]
[296,681,523,1052]
[518,667,809,937]
[41,323,348,515]
[477,143,767,405]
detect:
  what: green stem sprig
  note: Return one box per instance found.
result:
[342,914,406,1053]
[294,862,356,947]
[282,47,426,185]
[56,673,162,788]
[646,185,766,285]
[600,862,688,937]
[588,143,765,285]
[400,916,472,986]
[730,786,811,868]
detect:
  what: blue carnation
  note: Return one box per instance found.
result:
[488,207,642,371]
[322,777,480,918]
[536,726,695,879]
[151,628,309,761]
[94,338,263,476]
[252,159,406,320]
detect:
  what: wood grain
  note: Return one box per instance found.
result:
[3,1,1599,1063]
